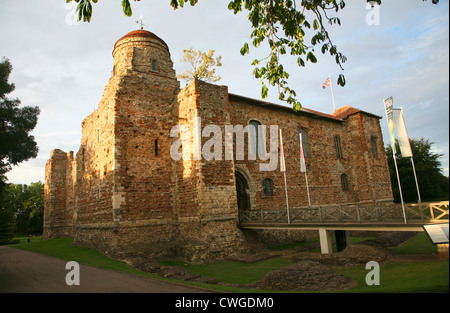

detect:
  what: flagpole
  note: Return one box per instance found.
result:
[329,75,337,113]
[383,97,407,224]
[284,170,290,224]
[393,150,408,223]
[410,156,421,203]
[280,128,291,224]
[304,171,311,207]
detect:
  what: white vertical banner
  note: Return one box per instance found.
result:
[279,128,290,223]
[299,132,311,206]
[279,128,286,172]
[392,108,413,158]
[393,108,421,201]
[298,133,306,173]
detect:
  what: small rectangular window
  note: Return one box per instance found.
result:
[249,120,262,156]
[263,178,274,196]
[371,137,378,158]
[155,139,159,156]
[334,136,343,159]
[341,174,349,191]
[151,60,157,72]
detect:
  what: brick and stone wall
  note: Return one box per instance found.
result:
[228,96,393,211]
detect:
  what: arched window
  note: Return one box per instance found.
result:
[249,120,262,156]
[334,135,343,159]
[263,178,274,196]
[298,129,310,158]
[341,174,349,191]
[371,137,378,158]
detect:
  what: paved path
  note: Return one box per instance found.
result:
[0,246,206,293]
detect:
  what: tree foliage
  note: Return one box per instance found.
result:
[0,58,40,189]
[0,209,14,243]
[66,0,439,110]
[0,182,44,234]
[177,48,222,84]
[386,138,449,203]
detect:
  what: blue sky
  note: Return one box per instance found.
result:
[0,0,448,184]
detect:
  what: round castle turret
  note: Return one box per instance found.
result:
[112,30,177,80]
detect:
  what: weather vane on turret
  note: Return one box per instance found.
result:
[136,15,146,30]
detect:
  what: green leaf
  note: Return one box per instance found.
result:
[313,19,319,30]
[306,51,317,63]
[337,74,346,87]
[122,0,132,16]
[251,59,260,66]
[240,42,249,56]
[293,101,302,112]
[261,84,269,99]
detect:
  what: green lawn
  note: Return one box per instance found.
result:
[390,232,438,254]
[334,260,448,293]
[160,257,291,285]
[10,237,152,277]
[7,233,449,293]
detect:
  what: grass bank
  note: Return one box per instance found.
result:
[8,233,449,293]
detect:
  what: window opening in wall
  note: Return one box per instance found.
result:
[334,135,343,159]
[249,120,262,156]
[371,137,378,158]
[263,178,274,196]
[151,60,157,72]
[341,174,349,191]
[155,139,159,156]
[298,129,310,157]
[81,148,85,170]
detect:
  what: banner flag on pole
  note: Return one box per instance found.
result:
[322,76,331,89]
[299,133,306,173]
[392,108,413,158]
[322,75,337,112]
[299,132,311,206]
[279,128,290,223]
[383,96,407,223]
[279,128,286,172]
[383,96,397,154]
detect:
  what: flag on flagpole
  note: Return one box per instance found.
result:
[392,108,413,158]
[279,128,286,172]
[383,96,407,223]
[299,133,306,173]
[322,75,336,112]
[322,76,331,89]
[383,97,397,154]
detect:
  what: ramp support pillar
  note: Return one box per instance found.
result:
[319,228,333,254]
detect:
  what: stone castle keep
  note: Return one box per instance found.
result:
[43,30,394,263]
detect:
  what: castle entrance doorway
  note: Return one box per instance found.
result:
[235,171,250,212]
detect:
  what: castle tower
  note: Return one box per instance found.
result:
[112,30,178,81]
[44,30,250,263]
[55,30,184,259]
